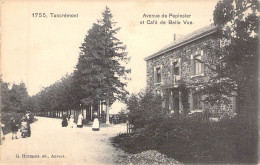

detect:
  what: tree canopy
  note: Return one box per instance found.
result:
[0,78,30,113]
[73,7,130,109]
[195,0,259,115]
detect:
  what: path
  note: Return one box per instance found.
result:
[0,117,128,165]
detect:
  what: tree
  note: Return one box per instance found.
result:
[32,73,78,115]
[213,0,258,115]
[192,0,259,117]
[74,7,130,112]
[9,82,29,112]
[0,78,11,112]
[126,91,165,130]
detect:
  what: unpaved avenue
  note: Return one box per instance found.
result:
[0,117,127,165]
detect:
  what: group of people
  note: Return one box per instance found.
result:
[0,111,32,144]
[12,111,32,139]
[61,113,83,128]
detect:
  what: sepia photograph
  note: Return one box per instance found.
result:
[0,0,259,164]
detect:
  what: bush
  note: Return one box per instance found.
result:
[126,91,166,130]
[118,91,258,164]
[112,114,258,164]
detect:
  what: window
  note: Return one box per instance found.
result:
[194,54,202,75]
[193,93,203,110]
[155,66,161,83]
[173,61,179,75]
[172,58,181,84]
[191,50,204,76]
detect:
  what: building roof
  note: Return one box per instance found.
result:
[144,24,218,61]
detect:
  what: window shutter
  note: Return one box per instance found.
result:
[154,67,157,84]
[170,58,173,81]
[201,50,205,75]
[178,57,181,76]
[190,54,194,76]
[160,64,163,84]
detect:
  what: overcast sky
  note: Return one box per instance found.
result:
[1,0,218,113]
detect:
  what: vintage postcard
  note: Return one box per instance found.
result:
[0,0,258,164]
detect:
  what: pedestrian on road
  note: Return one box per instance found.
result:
[92,117,100,131]
[0,117,5,144]
[62,114,68,127]
[77,113,83,128]
[10,117,19,140]
[24,111,32,137]
[20,117,29,138]
[68,115,74,128]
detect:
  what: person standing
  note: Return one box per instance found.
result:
[0,118,5,144]
[10,117,19,140]
[62,114,68,127]
[92,117,100,131]
[20,117,29,138]
[25,111,31,137]
[77,113,83,128]
[68,115,74,128]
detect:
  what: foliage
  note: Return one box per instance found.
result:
[112,114,258,164]
[1,112,36,135]
[126,91,166,130]
[1,78,30,113]
[73,7,130,110]
[193,0,259,113]
[0,73,81,114]
[32,74,77,113]
[178,0,260,120]
[1,80,10,112]
[1,7,130,116]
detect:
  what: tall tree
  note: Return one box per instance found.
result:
[213,0,259,115]
[192,0,259,117]
[212,1,259,161]
[0,78,11,112]
[74,7,130,112]
[8,82,29,112]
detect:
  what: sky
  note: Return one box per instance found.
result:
[1,0,218,113]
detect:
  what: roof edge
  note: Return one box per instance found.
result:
[144,26,218,61]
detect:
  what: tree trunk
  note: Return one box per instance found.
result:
[93,101,99,119]
[106,98,110,124]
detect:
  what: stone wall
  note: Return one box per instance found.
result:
[146,33,236,116]
[146,34,219,91]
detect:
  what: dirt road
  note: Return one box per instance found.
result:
[0,117,128,165]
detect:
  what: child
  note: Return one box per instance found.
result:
[10,117,19,140]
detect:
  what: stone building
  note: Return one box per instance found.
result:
[144,24,236,117]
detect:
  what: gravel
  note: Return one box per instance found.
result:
[118,150,183,165]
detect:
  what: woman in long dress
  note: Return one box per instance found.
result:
[61,114,68,127]
[92,117,99,131]
[68,115,74,128]
[77,114,83,128]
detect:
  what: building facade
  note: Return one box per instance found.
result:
[145,24,236,117]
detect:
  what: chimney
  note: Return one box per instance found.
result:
[173,33,176,42]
